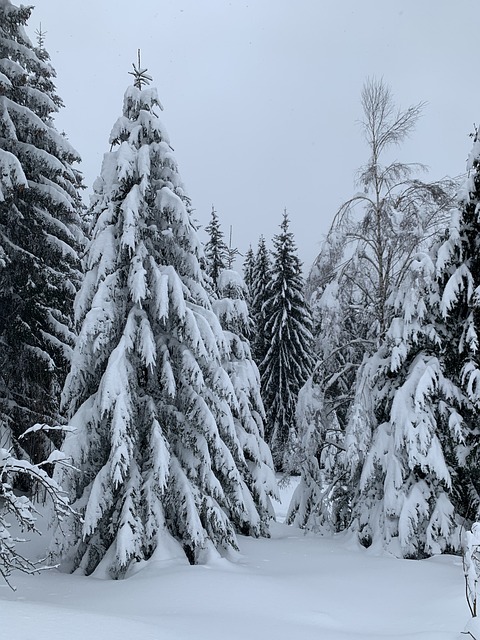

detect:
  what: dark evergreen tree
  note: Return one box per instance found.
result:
[0,0,84,465]
[242,245,255,306]
[52,63,273,578]
[260,212,315,470]
[250,235,271,367]
[204,205,228,293]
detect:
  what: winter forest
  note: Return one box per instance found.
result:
[1,1,480,638]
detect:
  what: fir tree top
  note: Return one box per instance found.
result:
[128,49,153,90]
[204,205,228,291]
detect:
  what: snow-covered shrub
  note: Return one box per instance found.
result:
[465,523,480,618]
[0,424,71,588]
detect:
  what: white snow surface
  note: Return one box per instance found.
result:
[1,478,468,639]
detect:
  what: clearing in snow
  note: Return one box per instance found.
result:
[0,478,468,640]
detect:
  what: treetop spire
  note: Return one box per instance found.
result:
[128,49,153,89]
[35,23,46,50]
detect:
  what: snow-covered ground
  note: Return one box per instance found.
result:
[1,478,469,640]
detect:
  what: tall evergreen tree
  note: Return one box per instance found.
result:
[260,212,315,470]
[242,245,255,306]
[204,205,228,292]
[0,0,84,465]
[250,235,271,367]
[435,129,480,519]
[53,64,272,577]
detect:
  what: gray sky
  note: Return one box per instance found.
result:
[28,0,480,270]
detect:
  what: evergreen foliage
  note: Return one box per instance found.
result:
[249,235,271,367]
[435,130,480,519]
[339,253,461,557]
[291,251,464,557]
[204,205,228,292]
[213,268,278,531]
[242,245,255,306]
[260,212,315,470]
[53,74,273,577]
[291,127,480,557]
[0,0,84,465]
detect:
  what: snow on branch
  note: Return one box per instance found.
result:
[0,424,76,589]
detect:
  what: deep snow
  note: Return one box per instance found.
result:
[0,478,469,640]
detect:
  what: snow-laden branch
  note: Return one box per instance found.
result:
[0,425,75,590]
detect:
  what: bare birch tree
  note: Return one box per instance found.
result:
[290,78,457,532]
[308,78,456,410]
[319,77,455,340]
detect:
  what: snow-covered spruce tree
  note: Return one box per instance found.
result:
[242,244,255,306]
[291,250,463,556]
[339,252,463,557]
[292,243,469,554]
[204,205,228,293]
[299,130,480,556]
[298,127,480,554]
[435,129,480,520]
[286,375,343,532]
[213,268,278,530]
[250,235,271,367]
[53,63,273,577]
[0,1,84,465]
[260,211,315,470]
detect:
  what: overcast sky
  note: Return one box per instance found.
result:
[27,0,480,270]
